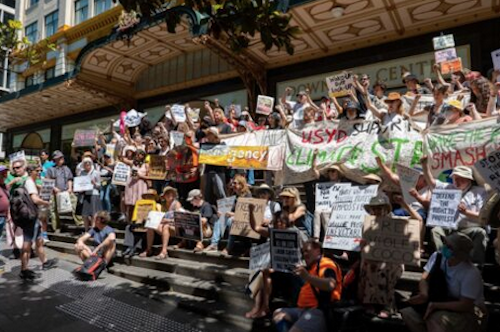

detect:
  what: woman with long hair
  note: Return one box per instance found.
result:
[124,149,149,222]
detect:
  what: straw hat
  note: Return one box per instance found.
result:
[384,92,402,103]
[447,100,464,112]
[254,184,275,197]
[362,173,382,183]
[364,195,391,213]
[142,189,159,201]
[279,187,300,198]
[162,186,178,197]
[204,126,220,138]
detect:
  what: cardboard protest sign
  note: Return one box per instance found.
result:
[476,150,500,192]
[324,185,379,251]
[315,182,351,213]
[40,179,55,201]
[362,216,421,266]
[73,176,93,192]
[132,199,157,224]
[187,108,200,121]
[170,104,186,122]
[170,131,185,148]
[491,48,500,71]
[271,229,302,273]
[147,155,167,180]
[396,164,421,205]
[112,162,130,186]
[256,95,275,116]
[217,196,236,216]
[174,211,202,241]
[433,34,455,50]
[199,145,270,170]
[427,189,461,230]
[73,130,97,147]
[230,198,267,239]
[250,242,271,271]
[434,48,457,64]
[440,58,462,74]
[326,72,354,97]
[145,211,165,229]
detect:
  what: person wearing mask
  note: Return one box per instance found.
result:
[75,158,102,231]
[401,233,486,332]
[46,150,74,231]
[19,165,58,280]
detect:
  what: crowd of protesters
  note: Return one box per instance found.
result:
[1,63,500,332]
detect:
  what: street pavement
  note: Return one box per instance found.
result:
[0,243,246,332]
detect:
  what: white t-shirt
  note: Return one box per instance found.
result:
[264,201,281,222]
[425,252,485,307]
[435,180,486,229]
[24,177,39,196]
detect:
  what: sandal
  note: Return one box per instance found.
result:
[377,310,392,319]
[193,245,204,253]
[154,253,168,260]
[139,251,152,258]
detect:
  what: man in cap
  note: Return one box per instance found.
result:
[403,72,431,95]
[401,232,486,332]
[422,156,488,265]
[46,150,74,231]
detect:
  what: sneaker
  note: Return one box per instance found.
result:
[42,232,50,244]
[19,269,39,280]
[42,258,58,270]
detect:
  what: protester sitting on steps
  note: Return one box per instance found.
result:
[74,211,116,266]
[185,189,215,253]
[401,232,487,332]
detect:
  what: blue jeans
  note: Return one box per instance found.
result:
[100,182,114,212]
[247,169,255,185]
[0,216,5,238]
[211,216,233,246]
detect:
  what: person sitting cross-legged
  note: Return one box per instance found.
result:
[74,211,116,265]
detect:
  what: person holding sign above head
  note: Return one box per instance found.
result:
[401,232,486,332]
[421,156,488,266]
[272,239,342,332]
[359,194,422,318]
[75,158,102,232]
[140,186,182,259]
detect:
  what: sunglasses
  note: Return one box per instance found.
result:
[13,166,23,170]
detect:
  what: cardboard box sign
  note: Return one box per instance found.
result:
[230,198,267,239]
[147,155,167,180]
[427,189,461,230]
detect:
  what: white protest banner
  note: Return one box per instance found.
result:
[174,211,202,241]
[362,216,421,266]
[40,179,55,201]
[396,164,421,205]
[112,162,130,186]
[315,182,351,213]
[433,34,455,50]
[73,176,94,192]
[9,150,26,168]
[492,48,500,71]
[170,104,186,122]
[256,95,275,116]
[271,229,302,273]
[217,196,236,216]
[324,185,379,251]
[476,150,500,192]
[230,197,267,239]
[325,72,354,98]
[427,189,461,229]
[434,48,457,64]
[250,242,271,271]
[145,211,165,229]
[170,131,185,148]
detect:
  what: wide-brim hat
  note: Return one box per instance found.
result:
[279,187,299,198]
[254,184,275,197]
[204,127,220,138]
[451,165,474,181]
[362,173,382,183]
[447,100,464,112]
[324,164,343,174]
[364,195,391,213]
[444,232,473,261]
[142,189,159,201]
[385,92,402,102]
[162,186,178,197]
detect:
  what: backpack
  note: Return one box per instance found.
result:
[296,210,314,237]
[10,187,38,229]
[73,255,107,281]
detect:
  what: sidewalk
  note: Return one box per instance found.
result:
[0,243,246,332]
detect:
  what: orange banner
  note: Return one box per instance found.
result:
[199,145,269,169]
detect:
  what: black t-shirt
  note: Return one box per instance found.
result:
[190,201,217,225]
[218,123,232,134]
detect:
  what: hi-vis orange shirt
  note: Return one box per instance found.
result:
[297,257,342,309]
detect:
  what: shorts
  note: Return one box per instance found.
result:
[278,308,327,332]
[22,220,42,243]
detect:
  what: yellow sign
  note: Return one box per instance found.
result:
[132,199,158,224]
[199,145,269,169]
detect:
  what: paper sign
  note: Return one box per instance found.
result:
[217,196,236,216]
[433,34,455,50]
[145,211,165,229]
[427,189,461,229]
[106,144,116,158]
[440,57,462,74]
[170,131,185,148]
[396,164,421,205]
[315,182,351,213]
[256,96,275,116]
[170,104,186,122]
[326,72,354,97]
[230,197,267,239]
[9,150,26,168]
[475,150,500,192]
[112,162,130,186]
[249,242,271,271]
[434,48,457,64]
[362,216,421,266]
[40,179,55,201]
[132,199,157,224]
[174,211,202,241]
[491,48,500,71]
[225,104,242,118]
[271,229,302,273]
[187,108,200,122]
[323,185,379,251]
[114,109,146,128]
[147,155,167,180]
[73,130,97,147]
[73,176,93,192]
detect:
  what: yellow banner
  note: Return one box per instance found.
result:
[199,145,269,169]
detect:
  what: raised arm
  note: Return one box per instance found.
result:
[275,104,291,128]
[330,95,343,116]
[433,64,452,93]
[184,104,195,131]
[280,87,292,106]
[408,94,427,117]
[363,87,384,120]
[421,155,436,189]
[166,105,178,128]
[204,101,215,123]
[375,156,400,185]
